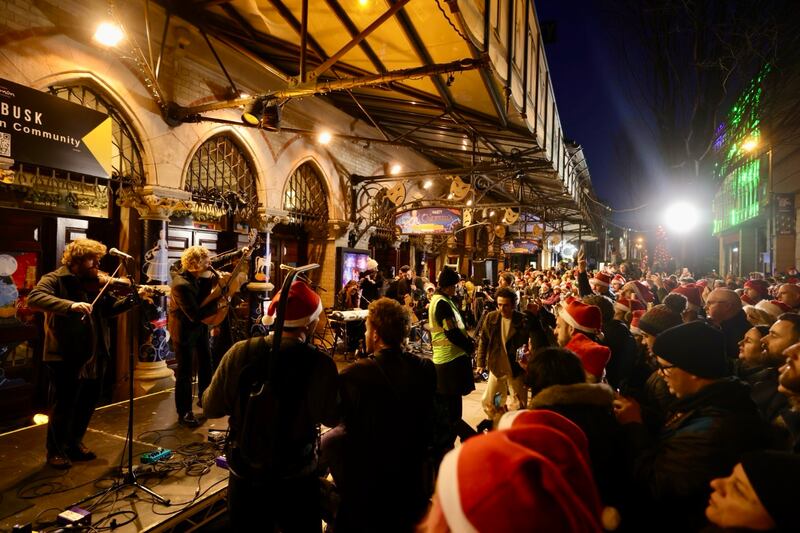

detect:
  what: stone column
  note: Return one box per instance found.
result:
[119,185,192,396]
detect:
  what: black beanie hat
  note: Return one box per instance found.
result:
[741,451,800,531]
[438,267,460,288]
[652,321,729,378]
[638,304,683,336]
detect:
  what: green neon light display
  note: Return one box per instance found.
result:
[712,65,769,235]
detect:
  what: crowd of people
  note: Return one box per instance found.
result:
[31,240,800,531]
[316,257,800,531]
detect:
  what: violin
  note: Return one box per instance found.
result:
[81,271,169,304]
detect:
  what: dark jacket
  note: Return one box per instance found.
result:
[336,347,437,531]
[602,319,638,393]
[203,336,339,477]
[168,271,218,346]
[719,310,752,359]
[358,273,383,308]
[529,382,627,508]
[623,377,770,531]
[28,266,135,376]
[475,309,528,378]
[739,364,794,449]
[385,277,411,304]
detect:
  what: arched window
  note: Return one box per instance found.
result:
[49,85,145,187]
[185,134,259,220]
[283,161,328,224]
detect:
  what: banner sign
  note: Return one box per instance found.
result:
[502,239,540,254]
[0,77,112,178]
[396,208,462,234]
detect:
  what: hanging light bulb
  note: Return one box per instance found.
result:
[94,21,124,47]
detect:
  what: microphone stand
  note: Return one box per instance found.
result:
[75,256,169,507]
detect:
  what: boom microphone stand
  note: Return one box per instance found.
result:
[76,255,169,507]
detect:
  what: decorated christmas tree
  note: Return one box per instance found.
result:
[652,225,672,272]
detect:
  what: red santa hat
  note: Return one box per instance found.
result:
[744,279,770,299]
[695,279,708,289]
[590,271,612,288]
[630,310,646,335]
[630,280,655,303]
[262,280,323,327]
[435,421,604,532]
[559,299,603,336]
[614,297,646,314]
[497,410,589,459]
[611,274,626,287]
[755,299,792,319]
[566,333,611,379]
[671,285,704,311]
[496,409,623,531]
[663,277,678,292]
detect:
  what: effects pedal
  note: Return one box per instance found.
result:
[140,448,173,464]
[57,507,91,527]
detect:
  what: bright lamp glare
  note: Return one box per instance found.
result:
[318,131,332,145]
[741,138,759,152]
[664,201,699,234]
[33,413,49,425]
[390,164,402,175]
[94,22,124,47]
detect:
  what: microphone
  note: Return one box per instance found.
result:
[109,248,133,260]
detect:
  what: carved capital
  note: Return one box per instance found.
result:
[259,207,291,232]
[327,219,354,240]
[118,185,193,221]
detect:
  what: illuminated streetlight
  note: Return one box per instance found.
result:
[94,21,124,47]
[741,137,759,153]
[663,201,699,234]
[318,131,332,145]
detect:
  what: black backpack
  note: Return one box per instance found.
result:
[228,337,317,478]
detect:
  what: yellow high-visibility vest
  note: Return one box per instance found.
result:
[428,293,467,364]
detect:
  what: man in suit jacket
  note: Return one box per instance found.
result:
[476,286,530,416]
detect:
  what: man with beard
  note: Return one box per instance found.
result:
[29,239,142,468]
[735,313,800,449]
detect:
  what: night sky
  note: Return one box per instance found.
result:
[536,1,654,227]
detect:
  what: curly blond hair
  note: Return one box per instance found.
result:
[61,239,107,266]
[180,245,210,272]
[367,297,411,347]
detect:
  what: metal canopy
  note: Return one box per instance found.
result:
[151,0,604,238]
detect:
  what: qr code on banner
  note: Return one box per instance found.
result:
[0,132,9,157]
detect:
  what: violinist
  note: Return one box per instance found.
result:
[168,245,224,428]
[28,239,143,469]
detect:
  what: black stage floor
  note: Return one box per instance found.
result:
[0,390,230,532]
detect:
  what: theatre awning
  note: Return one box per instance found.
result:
[152,0,604,237]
